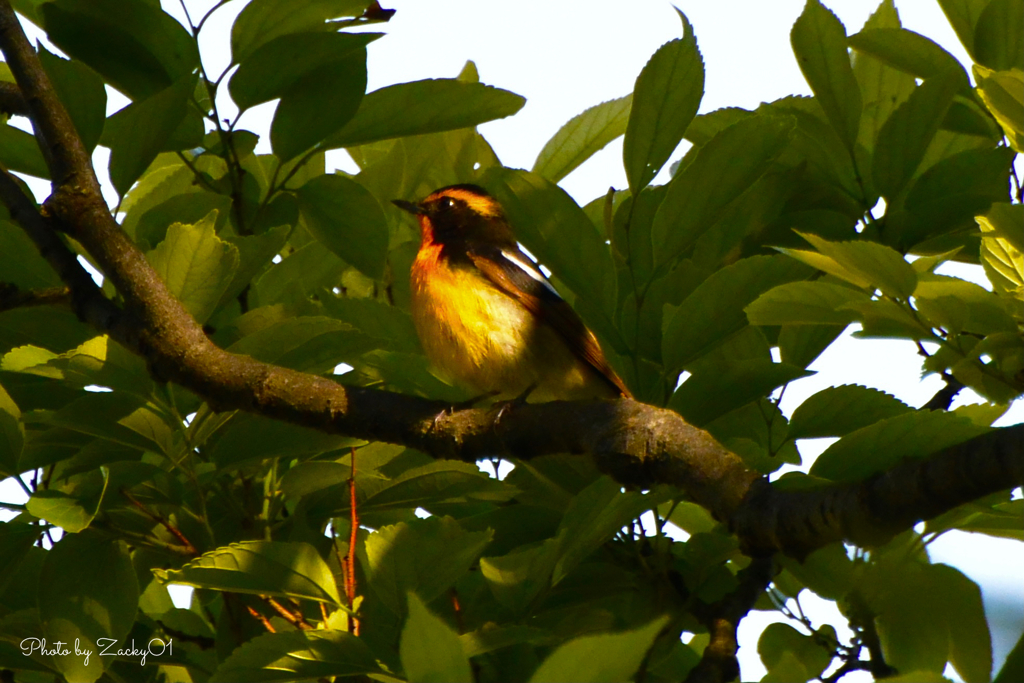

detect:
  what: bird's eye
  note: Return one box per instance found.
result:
[438,197,456,211]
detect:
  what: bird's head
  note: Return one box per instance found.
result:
[393,184,515,247]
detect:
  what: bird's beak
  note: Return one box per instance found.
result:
[392,199,423,215]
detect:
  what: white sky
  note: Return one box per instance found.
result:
[2,1,1021,680]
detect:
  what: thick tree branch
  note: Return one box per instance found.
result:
[0,1,1019,565]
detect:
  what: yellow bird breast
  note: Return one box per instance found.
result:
[410,248,602,401]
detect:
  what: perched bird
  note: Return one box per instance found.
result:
[393,184,631,402]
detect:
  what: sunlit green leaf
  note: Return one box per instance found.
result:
[210,629,382,683]
[145,211,239,323]
[534,94,632,183]
[156,540,343,604]
[401,592,473,683]
[529,616,669,683]
[745,281,869,326]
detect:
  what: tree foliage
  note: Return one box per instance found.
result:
[0,1,1021,682]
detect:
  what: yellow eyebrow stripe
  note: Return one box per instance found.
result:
[429,188,502,218]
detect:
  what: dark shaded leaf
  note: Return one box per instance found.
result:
[40,0,198,100]
[623,10,704,192]
[39,532,138,682]
[810,410,989,481]
[294,174,388,279]
[788,384,911,439]
[107,77,195,196]
[873,72,959,199]
[231,0,371,63]
[663,255,812,370]
[652,114,793,267]
[327,79,526,149]
[790,0,861,151]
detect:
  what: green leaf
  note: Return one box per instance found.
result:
[365,516,492,617]
[810,410,989,481]
[978,204,1024,297]
[931,564,993,683]
[652,114,793,267]
[973,0,1024,71]
[252,241,346,307]
[778,323,845,368]
[796,233,917,298]
[848,28,969,90]
[320,295,420,353]
[529,616,669,683]
[269,45,367,161]
[206,412,357,470]
[914,274,1018,335]
[155,540,342,605]
[107,76,195,196]
[758,623,833,681]
[39,532,138,682]
[0,220,61,290]
[777,543,855,600]
[623,11,703,193]
[220,225,291,307]
[670,359,811,427]
[40,0,198,100]
[0,382,24,477]
[294,174,388,279]
[480,534,563,612]
[534,94,632,183]
[995,630,1024,683]
[975,66,1024,153]
[900,146,1014,248]
[553,477,673,585]
[872,72,959,199]
[326,79,526,149]
[135,190,232,248]
[145,211,240,324]
[0,522,39,595]
[663,255,812,370]
[790,0,861,152]
[0,124,50,179]
[229,32,376,110]
[745,281,869,326]
[481,168,617,318]
[26,467,109,533]
[227,316,375,373]
[936,0,988,61]
[788,385,911,439]
[210,629,383,683]
[39,48,107,152]
[231,0,371,63]
[401,592,473,683]
[45,392,171,453]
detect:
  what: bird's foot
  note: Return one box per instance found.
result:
[431,391,499,431]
